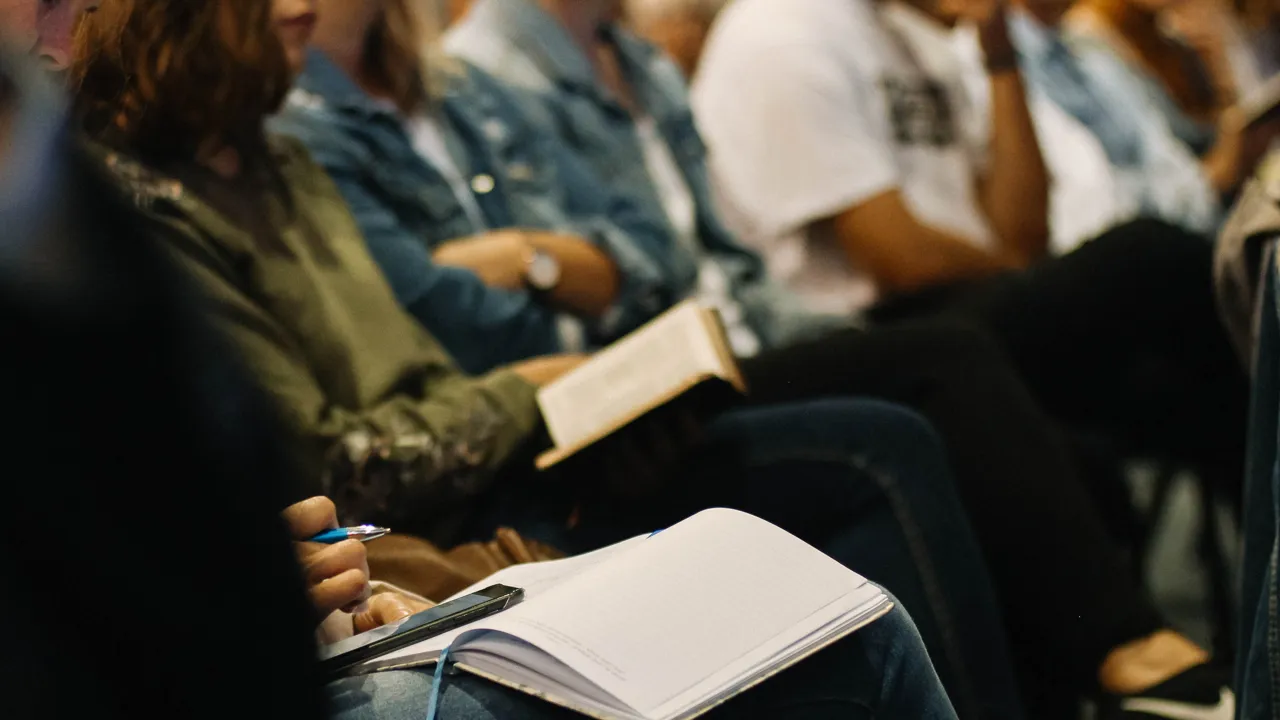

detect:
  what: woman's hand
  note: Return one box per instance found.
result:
[353,592,435,634]
[282,497,372,618]
[508,353,590,386]
[432,230,531,290]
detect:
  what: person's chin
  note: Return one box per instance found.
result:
[284,47,306,77]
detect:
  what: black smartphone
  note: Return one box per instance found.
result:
[318,584,524,678]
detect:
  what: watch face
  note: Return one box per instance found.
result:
[527,249,562,291]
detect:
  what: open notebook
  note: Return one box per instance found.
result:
[535,300,746,469]
[359,509,892,720]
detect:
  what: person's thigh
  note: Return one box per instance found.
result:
[737,324,1165,707]
[708,599,957,720]
[873,220,1247,470]
[325,601,957,720]
[690,399,1022,720]
[327,669,578,720]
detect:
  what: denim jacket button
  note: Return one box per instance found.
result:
[470,174,496,194]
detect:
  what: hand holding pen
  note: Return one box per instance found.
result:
[283,497,378,616]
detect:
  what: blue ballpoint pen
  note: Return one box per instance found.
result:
[309,525,391,544]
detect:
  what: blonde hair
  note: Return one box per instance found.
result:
[364,0,459,114]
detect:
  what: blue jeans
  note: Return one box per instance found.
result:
[476,399,1025,720]
[326,598,957,719]
[1240,258,1280,720]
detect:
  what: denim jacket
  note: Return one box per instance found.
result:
[448,0,851,349]
[270,51,671,374]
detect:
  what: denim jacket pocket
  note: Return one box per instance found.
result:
[372,166,474,244]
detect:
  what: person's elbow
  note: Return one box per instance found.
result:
[826,193,965,293]
[982,181,1051,265]
[868,254,957,295]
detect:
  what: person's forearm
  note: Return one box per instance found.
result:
[976,10,1050,262]
[526,231,621,318]
[1201,48,1239,112]
[980,70,1050,263]
[872,227,1021,293]
[828,200,1021,295]
[1199,106,1246,195]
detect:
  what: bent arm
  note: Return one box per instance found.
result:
[974,10,1050,262]
[158,221,541,536]
[828,189,1020,295]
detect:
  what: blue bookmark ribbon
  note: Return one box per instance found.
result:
[425,644,453,720]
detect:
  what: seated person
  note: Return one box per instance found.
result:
[951,0,1250,251]
[1065,0,1260,151]
[272,2,680,375]
[64,0,1024,716]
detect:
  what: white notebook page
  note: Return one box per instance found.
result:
[462,509,874,717]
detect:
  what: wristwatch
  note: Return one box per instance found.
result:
[524,244,562,293]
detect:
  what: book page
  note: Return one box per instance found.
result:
[1241,72,1280,126]
[537,301,726,451]
[364,535,650,669]
[469,509,878,719]
[440,535,650,603]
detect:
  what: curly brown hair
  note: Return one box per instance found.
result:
[68,0,293,163]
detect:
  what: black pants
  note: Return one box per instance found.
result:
[869,218,1248,485]
[740,320,1164,714]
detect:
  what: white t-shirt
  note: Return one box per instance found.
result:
[634,115,762,357]
[692,0,996,313]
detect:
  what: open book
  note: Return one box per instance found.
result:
[358,509,892,720]
[1239,73,1280,127]
[535,300,746,469]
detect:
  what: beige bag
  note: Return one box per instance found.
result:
[365,529,565,601]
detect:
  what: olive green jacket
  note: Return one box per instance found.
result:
[93,137,542,540]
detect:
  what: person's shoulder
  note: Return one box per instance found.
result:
[275,86,345,128]
[702,0,876,73]
[715,0,871,43]
[81,141,187,214]
[268,89,359,161]
[269,134,345,195]
[445,24,554,94]
[450,60,556,129]
[268,134,368,236]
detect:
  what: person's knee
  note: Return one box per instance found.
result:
[897,320,1017,383]
[805,398,946,461]
[1094,218,1210,262]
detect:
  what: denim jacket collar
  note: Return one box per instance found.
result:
[293,49,396,120]
[1007,8,1060,69]
[471,0,598,92]
[600,27,673,117]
